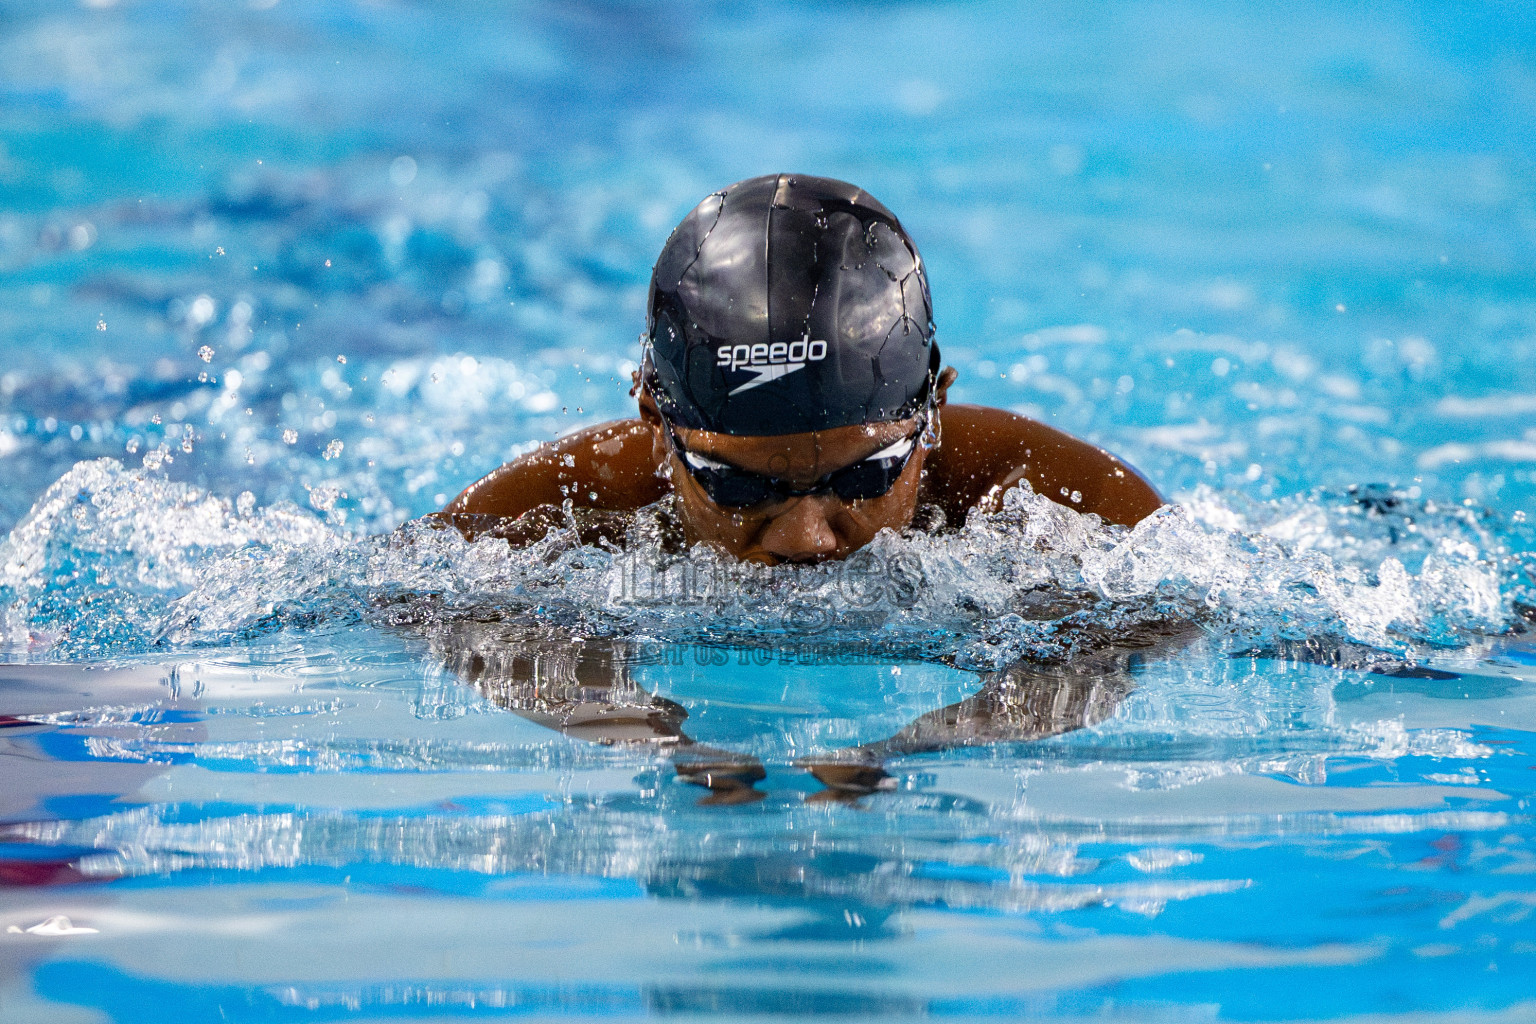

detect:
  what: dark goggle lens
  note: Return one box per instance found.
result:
[665,415,922,509]
[682,444,914,508]
[825,456,909,501]
[693,466,777,508]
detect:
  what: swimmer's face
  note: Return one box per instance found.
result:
[638,391,930,564]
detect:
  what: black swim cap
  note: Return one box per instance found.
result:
[644,174,939,436]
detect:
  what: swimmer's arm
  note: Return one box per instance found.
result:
[445,628,692,744]
[445,630,766,802]
[802,620,1199,796]
[804,661,1132,795]
[926,404,1163,527]
[433,418,667,537]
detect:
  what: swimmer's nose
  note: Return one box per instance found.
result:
[759,496,840,563]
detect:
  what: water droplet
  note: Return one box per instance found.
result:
[389,155,418,186]
[323,439,344,460]
[336,354,347,364]
[198,345,215,363]
[308,484,341,512]
[282,429,298,445]
[96,320,107,331]
[188,295,216,326]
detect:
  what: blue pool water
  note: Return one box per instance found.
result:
[4,0,1536,1019]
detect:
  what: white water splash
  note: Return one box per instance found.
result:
[0,459,1526,661]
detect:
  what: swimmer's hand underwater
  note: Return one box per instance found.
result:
[433,174,1162,563]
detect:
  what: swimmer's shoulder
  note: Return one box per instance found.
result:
[926,404,1163,527]
[440,418,666,520]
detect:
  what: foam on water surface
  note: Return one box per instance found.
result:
[0,457,1529,666]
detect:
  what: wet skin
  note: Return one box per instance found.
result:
[437,376,1164,562]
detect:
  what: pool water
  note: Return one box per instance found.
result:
[3,0,1536,1020]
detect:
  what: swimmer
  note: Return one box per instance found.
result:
[438,174,1161,562]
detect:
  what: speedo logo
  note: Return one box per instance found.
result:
[716,339,828,395]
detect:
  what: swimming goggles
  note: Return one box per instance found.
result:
[661,414,926,509]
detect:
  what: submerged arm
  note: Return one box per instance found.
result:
[431,622,766,803]
[804,619,1199,796]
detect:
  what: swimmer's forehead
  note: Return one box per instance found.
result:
[674,417,919,471]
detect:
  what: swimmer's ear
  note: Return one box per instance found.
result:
[935,366,958,406]
[637,384,662,425]
[636,386,671,468]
